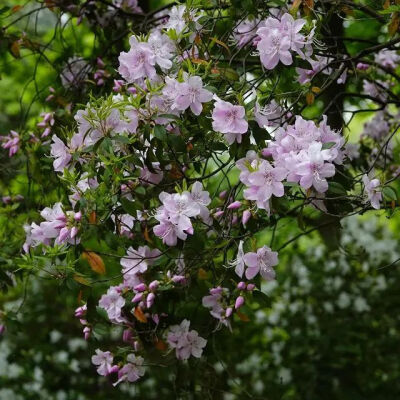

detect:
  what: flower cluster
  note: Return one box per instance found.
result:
[237,116,344,212]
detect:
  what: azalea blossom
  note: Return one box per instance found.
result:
[173,75,213,115]
[114,354,145,385]
[167,319,207,360]
[362,174,382,210]
[120,245,161,277]
[212,97,248,144]
[118,36,156,83]
[98,286,126,323]
[1,130,20,157]
[92,349,114,376]
[243,245,279,280]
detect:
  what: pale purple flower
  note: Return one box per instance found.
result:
[231,240,245,278]
[118,36,156,83]
[114,354,145,385]
[173,75,213,115]
[243,160,287,209]
[254,100,283,128]
[232,17,260,48]
[363,80,388,102]
[148,30,175,70]
[190,181,211,223]
[50,135,71,172]
[60,57,90,88]
[1,130,20,157]
[295,142,336,193]
[112,0,142,13]
[363,111,389,141]
[153,216,192,246]
[120,245,161,277]
[167,319,207,360]
[362,174,382,210]
[243,245,278,280]
[374,49,400,70]
[98,286,125,323]
[212,97,248,144]
[92,349,114,376]
[139,162,164,185]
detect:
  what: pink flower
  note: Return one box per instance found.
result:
[243,245,278,280]
[374,49,400,70]
[295,142,336,193]
[256,13,311,70]
[114,354,145,385]
[92,349,114,376]
[167,319,207,360]
[362,174,382,210]
[148,30,175,70]
[118,36,156,83]
[139,162,164,185]
[190,181,211,223]
[243,160,287,209]
[212,97,248,144]
[120,245,161,277]
[50,135,71,172]
[2,130,20,157]
[173,75,213,115]
[232,17,260,48]
[98,286,125,323]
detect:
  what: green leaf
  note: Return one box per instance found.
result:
[154,125,167,141]
[383,186,398,202]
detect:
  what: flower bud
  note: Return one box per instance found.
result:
[134,283,147,292]
[214,210,224,218]
[74,211,82,221]
[171,275,186,284]
[146,293,155,309]
[242,209,251,226]
[109,365,119,374]
[122,329,133,343]
[225,307,233,318]
[235,296,245,310]
[83,326,91,340]
[227,201,241,210]
[237,281,246,290]
[219,190,227,199]
[132,293,143,303]
[210,286,223,295]
[246,284,255,291]
[149,280,159,291]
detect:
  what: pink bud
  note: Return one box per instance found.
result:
[214,210,224,218]
[138,301,145,309]
[356,62,369,70]
[74,211,82,221]
[171,275,186,284]
[70,226,79,239]
[149,280,159,291]
[42,127,51,138]
[152,313,160,324]
[237,281,246,290]
[225,307,233,318]
[122,329,133,343]
[246,283,255,291]
[232,216,238,225]
[235,296,245,309]
[45,94,55,102]
[134,283,147,292]
[219,190,227,199]
[132,293,143,303]
[227,201,241,210]
[57,227,70,243]
[96,57,105,68]
[49,87,55,93]
[146,292,155,308]
[127,87,137,94]
[83,326,91,340]
[109,365,119,374]
[210,286,223,295]
[75,304,86,317]
[242,210,251,226]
